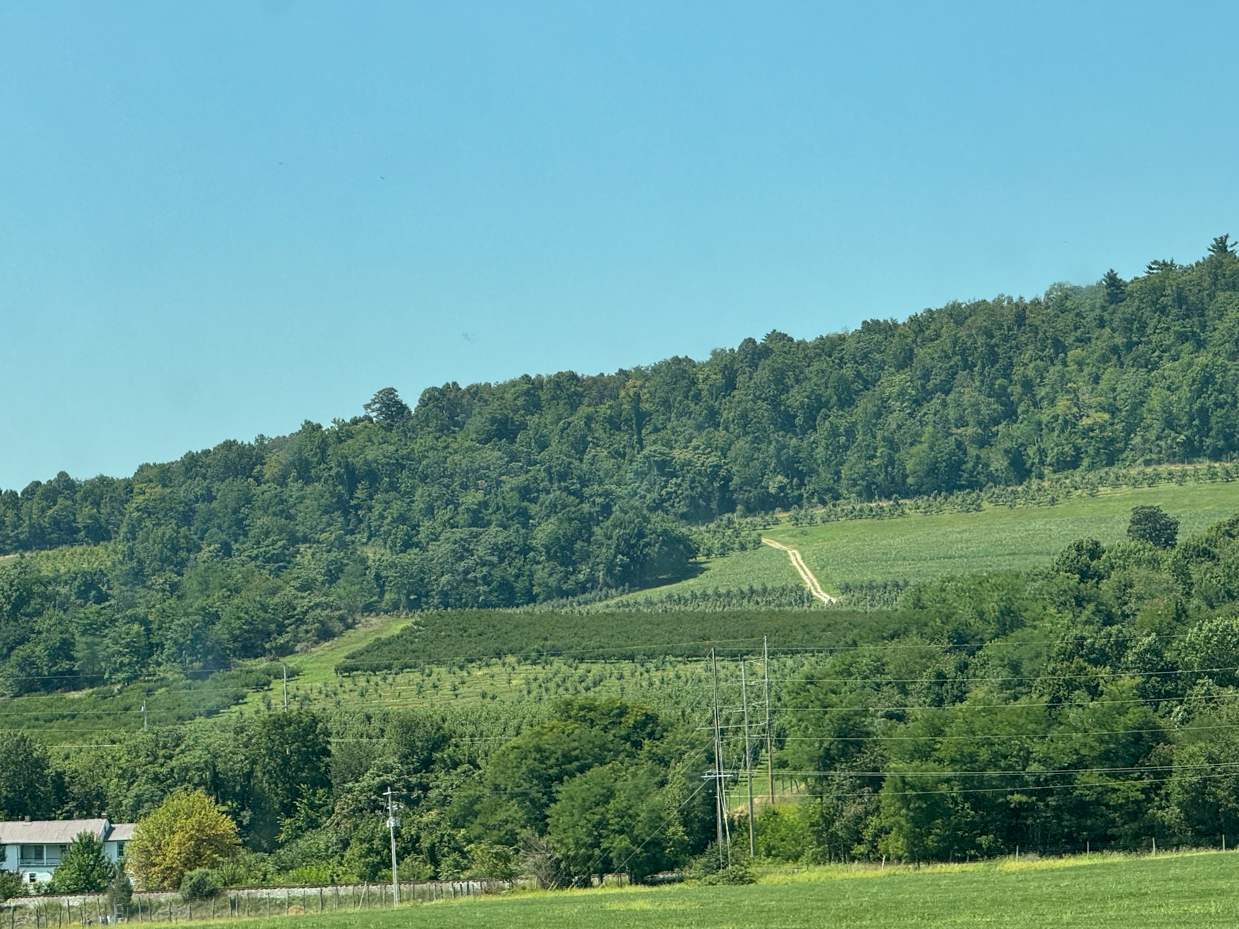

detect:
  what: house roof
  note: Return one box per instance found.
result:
[0,819,110,845]
[107,823,136,842]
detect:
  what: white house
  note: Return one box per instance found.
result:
[0,819,136,885]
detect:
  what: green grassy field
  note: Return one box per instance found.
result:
[182,851,1239,929]
[627,480,1239,600]
[774,481,1239,592]
[608,545,801,603]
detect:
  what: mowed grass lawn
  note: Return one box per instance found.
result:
[766,481,1239,592]
[216,852,1239,929]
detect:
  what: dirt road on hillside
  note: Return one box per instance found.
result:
[761,538,836,604]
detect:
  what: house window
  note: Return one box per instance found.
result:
[46,846,65,865]
[19,845,43,865]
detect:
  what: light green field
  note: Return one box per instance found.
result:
[184,851,1239,929]
[771,481,1239,591]
[609,544,801,603]
[623,481,1239,600]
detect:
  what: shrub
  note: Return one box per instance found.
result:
[686,849,755,885]
[106,870,133,913]
[0,870,26,902]
[699,865,754,885]
[467,843,522,881]
[755,805,811,862]
[180,868,219,902]
[210,851,272,888]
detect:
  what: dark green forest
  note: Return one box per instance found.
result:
[2,237,1238,691]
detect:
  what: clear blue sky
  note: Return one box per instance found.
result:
[2,2,1236,491]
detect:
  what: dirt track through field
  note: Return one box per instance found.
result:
[761,538,836,604]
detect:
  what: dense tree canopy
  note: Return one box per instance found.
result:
[769,512,1239,862]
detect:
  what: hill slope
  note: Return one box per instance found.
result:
[1,240,1237,691]
[614,473,1239,606]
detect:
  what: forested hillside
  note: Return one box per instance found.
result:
[1,237,1237,690]
[10,513,1239,880]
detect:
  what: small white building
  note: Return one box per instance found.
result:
[0,819,136,885]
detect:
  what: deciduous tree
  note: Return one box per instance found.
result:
[127,789,240,890]
[49,833,114,894]
[1128,505,1179,549]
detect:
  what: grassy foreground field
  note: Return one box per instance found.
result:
[213,852,1238,929]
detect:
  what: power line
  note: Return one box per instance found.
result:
[784,760,1239,778]
[788,769,1239,800]
[770,693,1239,711]
[770,664,1239,685]
[770,723,1239,741]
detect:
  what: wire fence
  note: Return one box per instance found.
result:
[0,879,526,926]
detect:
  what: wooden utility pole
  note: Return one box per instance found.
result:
[764,636,774,804]
[742,659,755,856]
